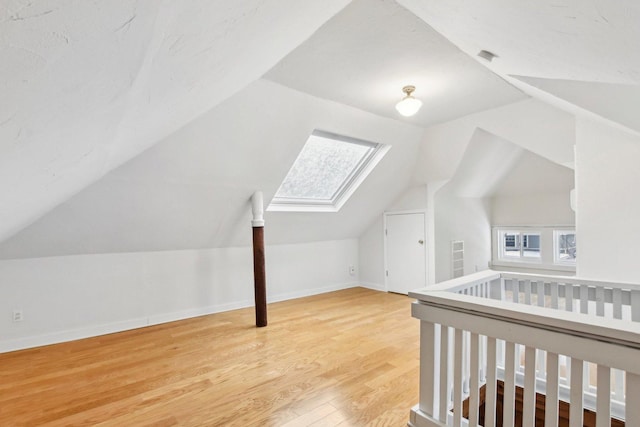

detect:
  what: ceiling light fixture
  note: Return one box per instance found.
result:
[395,85,422,117]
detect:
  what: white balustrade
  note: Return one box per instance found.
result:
[408,270,640,427]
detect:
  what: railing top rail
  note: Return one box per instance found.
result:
[411,270,640,294]
[411,270,501,293]
[411,294,640,375]
[499,271,640,292]
[410,289,640,350]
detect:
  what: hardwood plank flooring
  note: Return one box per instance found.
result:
[0,288,419,426]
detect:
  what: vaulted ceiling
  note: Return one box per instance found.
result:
[399,0,640,132]
[265,0,525,127]
[0,0,351,242]
[1,0,638,258]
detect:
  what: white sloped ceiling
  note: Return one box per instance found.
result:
[0,0,352,243]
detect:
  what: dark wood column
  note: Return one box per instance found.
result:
[252,225,267,327]
[251,191,267,327]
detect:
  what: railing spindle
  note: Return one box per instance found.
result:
[631,289,640,322]
[536,281,547,377]
[627,373,640,426]
[524,279,532,305]
[523,346,537,427]
[537,281,545,307]
[512,279,519,304]
[454,329,464,427]
[623,290,631,320]
[551,282,559,309]
[419,321,438,419]
[596,365,611,427]
[613,288,623,319]
[596,286,605,317]
[463,331,470,394]
[545,352,560,427]
[485,337,497,427]
[439,326,451,424]
[580,285,589,314]
[565,283,574,312]
[469,333,480,427]
[570,358,584,427]
[503,341,517,427]
[480,334,486,382]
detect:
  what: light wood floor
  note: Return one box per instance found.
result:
[0,287,419,426]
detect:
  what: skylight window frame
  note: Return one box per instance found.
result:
[268,130,389,212]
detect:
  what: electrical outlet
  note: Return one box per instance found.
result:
[349,265,355,276]
[12,309,23,323]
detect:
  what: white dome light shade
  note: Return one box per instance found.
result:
[395,85,422,117]
[395,96,422,116]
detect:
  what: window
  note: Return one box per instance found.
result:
[499,230,541,260]
[268,130,388,212]
[493,226,576,271]
[554,230,576,264]
[503,232,520,257]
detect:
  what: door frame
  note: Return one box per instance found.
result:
[383,209,429,293]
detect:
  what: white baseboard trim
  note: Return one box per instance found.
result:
[358,281,385,291]
[0,281,360,354]
[147,300,254,326]
[268,281,359,303]
[0,317,149,354]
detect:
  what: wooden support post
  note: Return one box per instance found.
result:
[252,192,267,327]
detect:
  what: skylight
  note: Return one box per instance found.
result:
[268,130,388,212]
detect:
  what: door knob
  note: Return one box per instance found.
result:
[418,240,424,245]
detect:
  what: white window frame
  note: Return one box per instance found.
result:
[267,130,390,212]
[553,229,577,266]
[492,226,576,273]
[497,229,543,263]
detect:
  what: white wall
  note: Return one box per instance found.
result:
[576,119,640,282]
[492,193,575,226]
[434,193,492,283]
[358,185,428,290]
[0,239,358,353]
[358,216,385,291]
[490,147,575,227]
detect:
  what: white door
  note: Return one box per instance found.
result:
[385,212,427,294]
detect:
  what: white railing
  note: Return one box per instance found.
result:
[408,270,640,427]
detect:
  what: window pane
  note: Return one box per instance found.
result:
[522,233,541,258]
[556,231,577,263]
[503,232,521,257]
[274,132,375,201]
